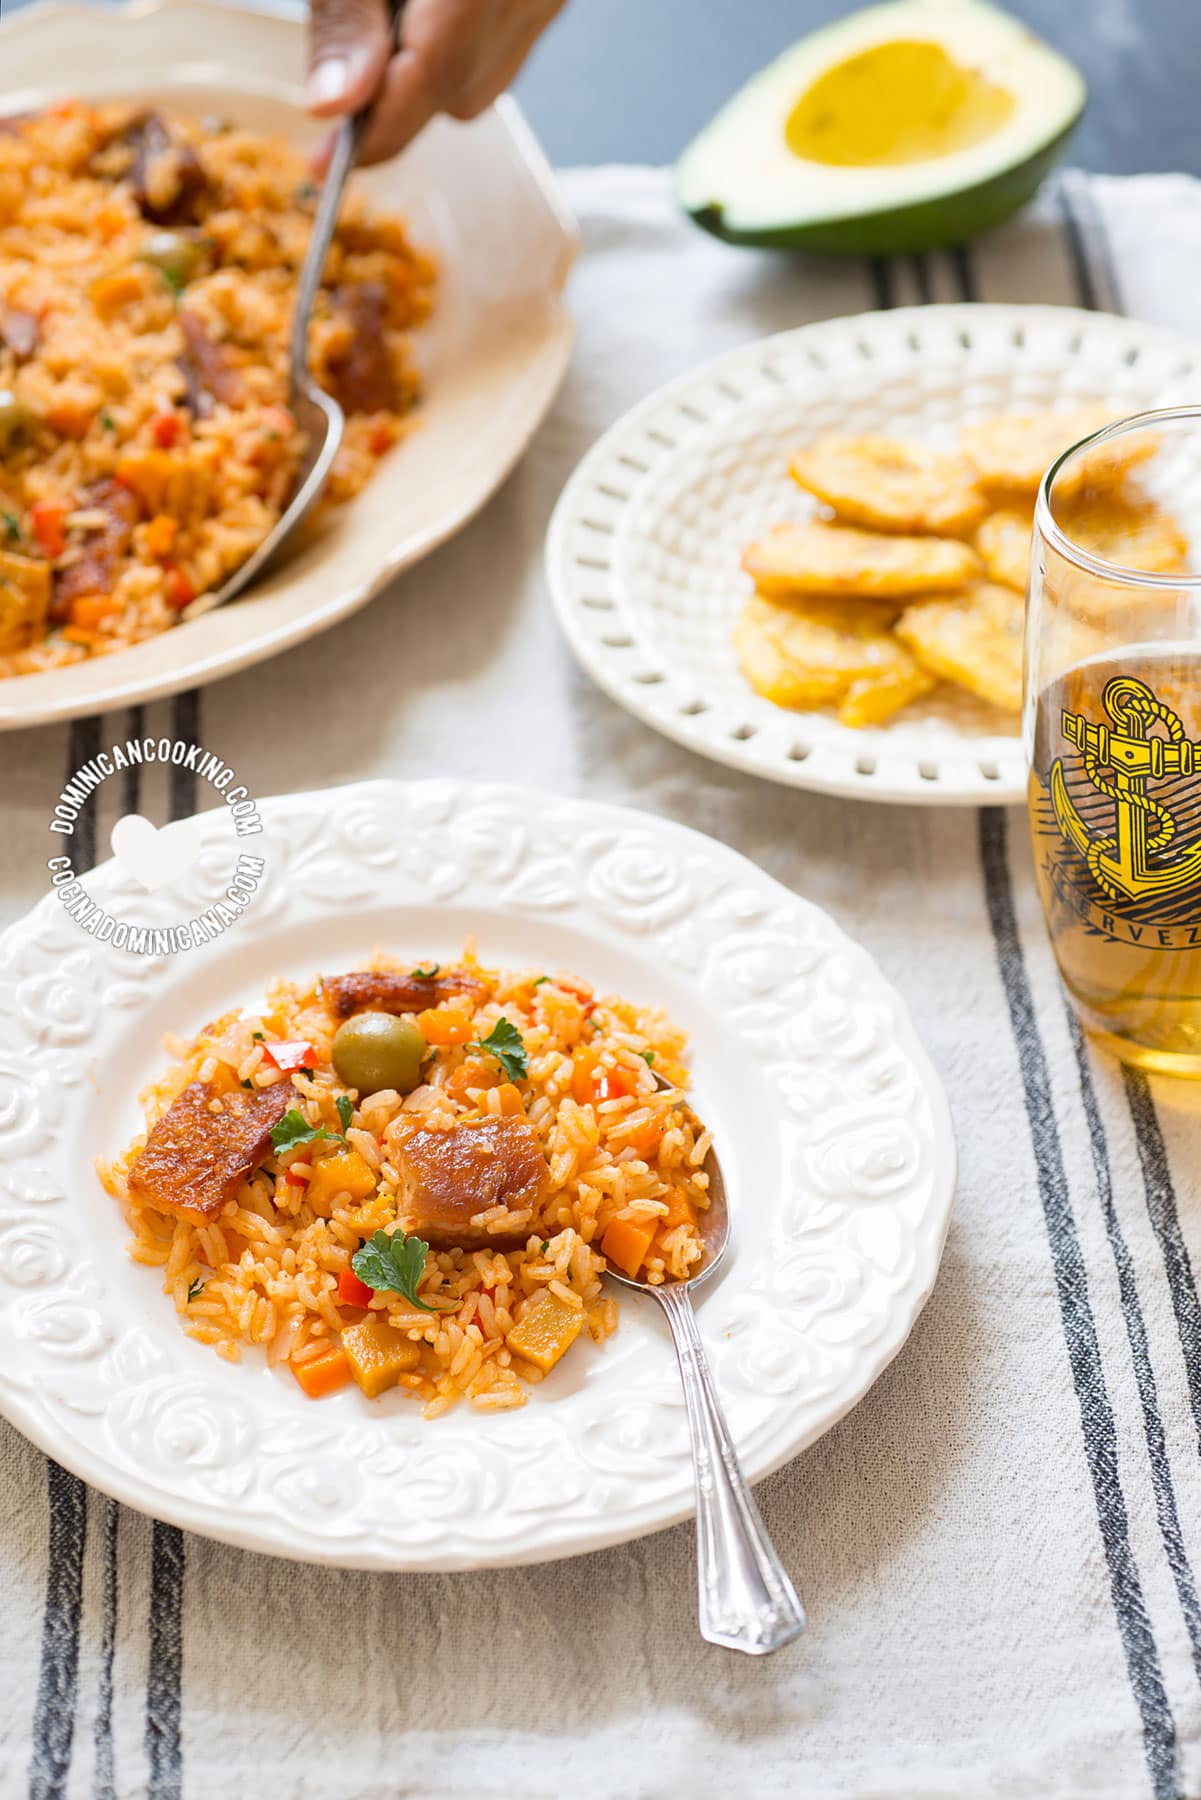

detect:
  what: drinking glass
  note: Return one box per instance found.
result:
[1026,406,1201,1075]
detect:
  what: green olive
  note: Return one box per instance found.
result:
[138,229,207,289]
[0,389,37,453]
[332,1011,426,1096]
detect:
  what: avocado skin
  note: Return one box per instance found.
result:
[679,113,1083,257]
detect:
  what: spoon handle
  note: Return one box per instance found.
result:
[290,0,405,390]
[655,1281,806,1655]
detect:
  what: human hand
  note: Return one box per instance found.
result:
[307,0,566,165]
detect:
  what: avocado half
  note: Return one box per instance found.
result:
[675,0,1086,256]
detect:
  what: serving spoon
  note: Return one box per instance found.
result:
[606,1090,806,1655]
[183,18,400,622]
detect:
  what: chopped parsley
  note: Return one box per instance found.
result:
[641,1050,656,1066]
[241,1078,253,1090]
[252,1031,264,1042]
[466,1016,528,1082]
[336,1094,354,1134]
[99,408,116,431]
[532,975,550,986]
[160,266,186,297]
[2,510,20,543]
[270,1107,347,1154]
[411,962,440,979]
[351,1230,435,1310]
[540,1240,551,1254]
[186,1276,205,1304]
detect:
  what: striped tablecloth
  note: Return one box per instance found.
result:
[7,164,1201,1800]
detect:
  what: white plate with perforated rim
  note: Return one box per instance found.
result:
[548,304,1201,805]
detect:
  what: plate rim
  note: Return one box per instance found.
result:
[0,777,957,1569]
[546,302,1201,807]
[0,0,577,730]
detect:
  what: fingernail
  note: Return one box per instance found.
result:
[308,56,352,110]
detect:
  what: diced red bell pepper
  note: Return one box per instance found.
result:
[279,1167,308,1188]
[152,411,182,449]
[262,1038,319,1073]
[164,564,196,609]
[30,500,67,558]
[337,1268,374,1308]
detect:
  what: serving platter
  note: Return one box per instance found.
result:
[547,304,1201,804]
[0,780,955,1569]
[0,0,576,729]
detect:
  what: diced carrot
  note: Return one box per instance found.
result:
[445,1057,499,1103]
[600,1216,657,1279]
[495,1082,525,1117]
[61,626,105,647]
[661,1188,697,1229]
[368,422,396,456]
[626,1116,666,1158]
[143,513,178,557]
[90,266,144,320]
[417,1004,473,1047]
[164,565,195,609]
[338,1267,375,1308]
[571,1046,636,1107]
[151,413,182,450]
[290,1345,351,1398]
[570,1047,600,1105]
[30,500,66,558]
[46,398,95,439]
[68,594,121,630]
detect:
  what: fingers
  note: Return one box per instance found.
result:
[307,0,394,116]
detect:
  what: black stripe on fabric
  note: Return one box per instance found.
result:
[948,244,977,304]
[1057,177,1103,314]
[167,689,200,822]
[1125,1068,1201,1454]
[867,256,894,311]
[910,253,933,306]
[121,706,144,819]
[66,715,101,874]
[149,695,192,1797]
[145,1522,184,1800]
[1070,1016,1201,1686]
[979,808,1179,1800]
[27,1462,88,1800]
[92,1499,118,1800]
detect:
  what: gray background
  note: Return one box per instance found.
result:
[513,0,1194,174]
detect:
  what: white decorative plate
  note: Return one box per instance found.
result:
[0,0,575,730]
[0,780,954,1569]
[548,304,1201,805]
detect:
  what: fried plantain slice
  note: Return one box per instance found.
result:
[976,504,1034,592]
[961,404,1153,500]
[741,520,979,599]
[789,434,986,536]
[1056,485,1189,576]
[895,582,1025,713]
[734,592,916,709]
[838,658,937,728]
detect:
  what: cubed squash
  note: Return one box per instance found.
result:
[307,1148,377,1210]
[506,1288,584,1374]
[0,550,51,653]
[342,1315,421,1398]
[600,1216,657,1279]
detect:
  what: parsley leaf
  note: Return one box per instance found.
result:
[466,1016,528,1082]
[533,975,550,986]
[351,1230,435,1310]
[1,510,19,543]
[411,962,440,979]
[99,408,116,431]
[336,1094,354,1134]
[241,1078,253,1090]
[252,1031,264,1042]
[186,1276,205,1303]
[159,266,186,297]
[270,1108,342,1154]
[641,1050,656,1066]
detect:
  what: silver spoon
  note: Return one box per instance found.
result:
[606,1085,806,1655]
[183,41,394,622]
